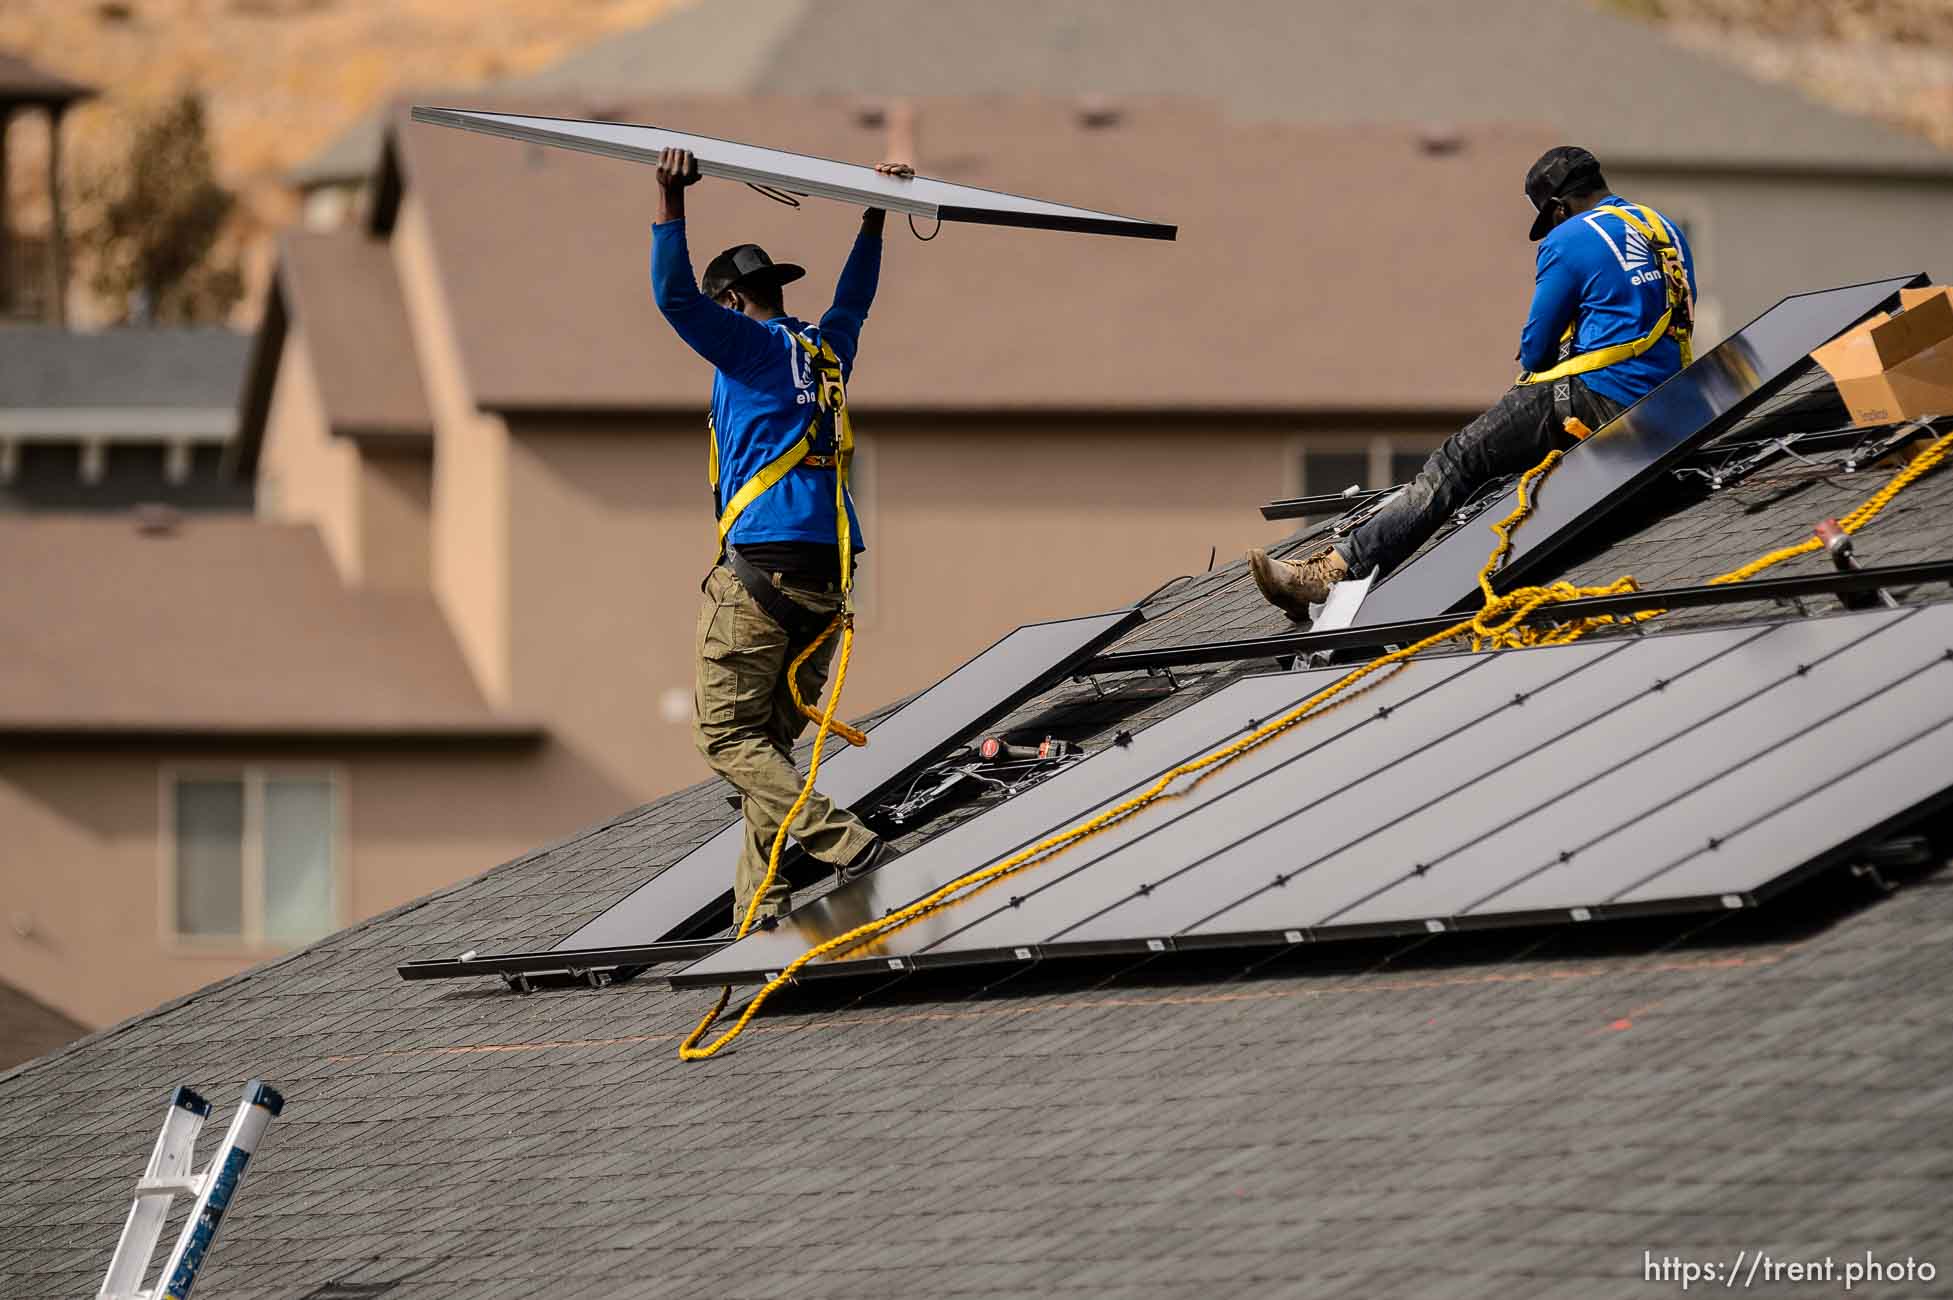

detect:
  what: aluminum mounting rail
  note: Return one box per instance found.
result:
[1084,558,1953,675]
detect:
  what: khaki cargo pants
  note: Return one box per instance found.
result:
[694,563,876,928]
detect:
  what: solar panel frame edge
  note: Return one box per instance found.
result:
[411,106,1177,239]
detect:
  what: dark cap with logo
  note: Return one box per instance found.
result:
[1524,146,1606,242]
[701,243,807,300]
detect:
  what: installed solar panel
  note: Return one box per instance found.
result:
[1350,275,1924,628]
[673,603,1953,987]
[411,108,1177,240]
[553,610,1138,951]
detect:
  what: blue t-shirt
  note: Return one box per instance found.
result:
[1519,196,1699,410]
[651,218,880,552]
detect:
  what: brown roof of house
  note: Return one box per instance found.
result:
[281,231,433,439]
[384,96,1548,415]
[0,980,81,1071]
[0,51,94,110]
[0,516,534,739]
[235,231,433,472]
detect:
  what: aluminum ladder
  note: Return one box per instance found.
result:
[97,1080,285,1300]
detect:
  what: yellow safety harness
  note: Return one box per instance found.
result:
[1517,203,1694,388]
[677,424,1953,1061]
[709,333,857,573]
[681,333,868,1061]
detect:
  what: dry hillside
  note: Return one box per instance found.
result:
[1610,0,1953,148]
[1,0,683,323]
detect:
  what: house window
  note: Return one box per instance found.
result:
[1297,435,1445,498]
[169,772,339,945]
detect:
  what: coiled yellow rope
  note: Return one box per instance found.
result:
[677,425,1952,1060]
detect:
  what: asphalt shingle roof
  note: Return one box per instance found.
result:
[2,378,1950,1297]
[0,326,249,410]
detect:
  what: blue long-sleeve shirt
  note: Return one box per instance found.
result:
[651,218,881,551]
[1519,196,1699,410]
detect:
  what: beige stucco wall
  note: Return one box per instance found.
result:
[256,326,434,591]
[0,742,631,1030]
[358,451,434,590]
[258,323,362,582]
[393,194,514,706]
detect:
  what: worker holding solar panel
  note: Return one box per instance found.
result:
[650,146,911,928]
[1249,146,1699,618]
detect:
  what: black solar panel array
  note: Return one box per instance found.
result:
[674,603,1953,987]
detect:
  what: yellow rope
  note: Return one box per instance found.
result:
[788,621,868,747]
[680,614,858,1060]
[1705,427,1950,587]
[677,424,1953,1060]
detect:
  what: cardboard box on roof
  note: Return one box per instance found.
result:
[1900,285,1953,313]
[1811,286,1953,427]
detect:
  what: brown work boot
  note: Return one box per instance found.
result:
[1248,546,1349,619]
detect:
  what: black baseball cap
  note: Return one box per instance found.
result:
[1524,146,1606,241]
[701,243,806,299]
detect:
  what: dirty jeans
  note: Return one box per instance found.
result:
[693,564,877,926]
[1336,378,1626,579]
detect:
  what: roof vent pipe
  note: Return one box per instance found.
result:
[1417,126,1466,156]
[1077,99,1123,130]
[134,503,181,536]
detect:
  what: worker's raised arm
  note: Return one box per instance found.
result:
[1518,241,1580,375]
[819,162,911,368]
[649,147,778,384]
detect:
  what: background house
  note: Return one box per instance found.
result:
[299,0,1953,348]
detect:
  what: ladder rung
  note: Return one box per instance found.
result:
[135,1175,203,1197]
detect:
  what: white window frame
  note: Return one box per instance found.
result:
[1287,433,1447,500]
[159,764,345,951]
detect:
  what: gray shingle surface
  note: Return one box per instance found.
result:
[1,398,1950,1298]
[0,326,249,409]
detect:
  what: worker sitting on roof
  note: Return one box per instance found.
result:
[1248,146,1699,617]
[651,146,910,927]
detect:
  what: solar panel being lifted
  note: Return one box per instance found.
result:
[410,108,1177,240]
[1350,274,1925,628]
[672,602,1953,987]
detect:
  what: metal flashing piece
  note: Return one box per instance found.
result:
[1260,488,1394,522]
[411,107,1177,240]
[1350,275,1927,628]
[674,602,1953,987]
